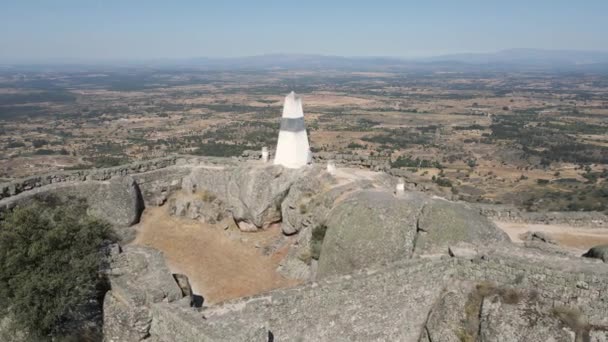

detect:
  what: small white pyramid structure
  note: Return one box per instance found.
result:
[274,91,311,168]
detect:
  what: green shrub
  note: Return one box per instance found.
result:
[0,199,115,339]
[434,177,453,188]
[32,139,49,148]
[6,141,26,148]
[193,142,250,157]
[346,142,365,149]
[391,155,443,169]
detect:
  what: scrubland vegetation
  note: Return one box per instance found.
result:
[0,67,606,212]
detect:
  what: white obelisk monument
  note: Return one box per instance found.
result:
[274,91,311,168]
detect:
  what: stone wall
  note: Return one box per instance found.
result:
[241,150,391,171]
[312,151,391,171]
[476,203,608,227]
[0,156,180,201]
[0,155,244,211]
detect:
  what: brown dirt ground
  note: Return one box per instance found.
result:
[495,221,608,252]
[131,206,301,304]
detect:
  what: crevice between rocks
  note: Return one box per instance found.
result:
[411,202,429,256]
[418,287,445,342]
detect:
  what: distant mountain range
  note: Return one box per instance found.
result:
[170,49,608,71]
[3,49,608,71]
[426,48,608,66]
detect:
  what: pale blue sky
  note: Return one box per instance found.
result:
[1,0,607,62]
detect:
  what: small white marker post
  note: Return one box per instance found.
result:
[326,160,336,175]
[261,147,269,163]
[395,178,405,196]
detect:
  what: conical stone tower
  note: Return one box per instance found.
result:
[274,91,311,168]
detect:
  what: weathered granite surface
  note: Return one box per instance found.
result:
[139,251,608,342]
[0,176,143,226]
[414,198,510,255]
[2,156,608,341]
[0,156,179,201]
[583,245,608,263]
[317,190,426,277]
[182,163,307,231]
[103,246,185,342]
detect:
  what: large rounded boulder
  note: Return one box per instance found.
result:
[413,199,510,255]
[316,190,511,278]
[582,245,608,263]
[317,190,427,278]
[88,176,144,227]
[226,165,300,231]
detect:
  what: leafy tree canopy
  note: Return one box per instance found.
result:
[0,198,114,340]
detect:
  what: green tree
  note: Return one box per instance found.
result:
[0,199,114,340]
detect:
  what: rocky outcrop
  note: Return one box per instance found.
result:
[279,167,335,235]
[278,175,378,279]
[173,274,194,306]
[421,280,597,342]
[583,245,608,263]
[315,190,510,278]
[226,165,299,231]
[4,156,608,341]
[168,193,225,224]
[523,230,557,244]
[132,167,188,207]
[420,287,470,342]
[103,246,185,341]
[317,190,426,278]
[478,290,573,342]
[414,199,510,255]
[88,176,144,226]
[0,176,144,227]
[137,251,608,342]
[183,164,304,231]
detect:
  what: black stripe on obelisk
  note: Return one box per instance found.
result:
[280,117,306,132]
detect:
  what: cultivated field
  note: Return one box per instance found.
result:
[0,67,606,212]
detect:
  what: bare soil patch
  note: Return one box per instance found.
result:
[132,206,300,304]
[495,221,608,252]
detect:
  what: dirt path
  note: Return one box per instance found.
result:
[495,221,608,252]
[132,206,300,304]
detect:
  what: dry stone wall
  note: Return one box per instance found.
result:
[0,156,179,200]
[477,203,608,227]
[241,150,391,170]
[0,155,241,226]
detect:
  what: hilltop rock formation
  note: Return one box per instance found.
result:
[88,176,144,226]
[103,246,186,341]
[2,156,608,341]
[0,175,144,227]
[182,164,303,231]
[141,252,608,342]
[317,190,424,277]
[414,198,510,255]
[315,190,510,278]
[583,245,608,263]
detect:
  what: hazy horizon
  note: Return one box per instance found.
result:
[2,0,608,63]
